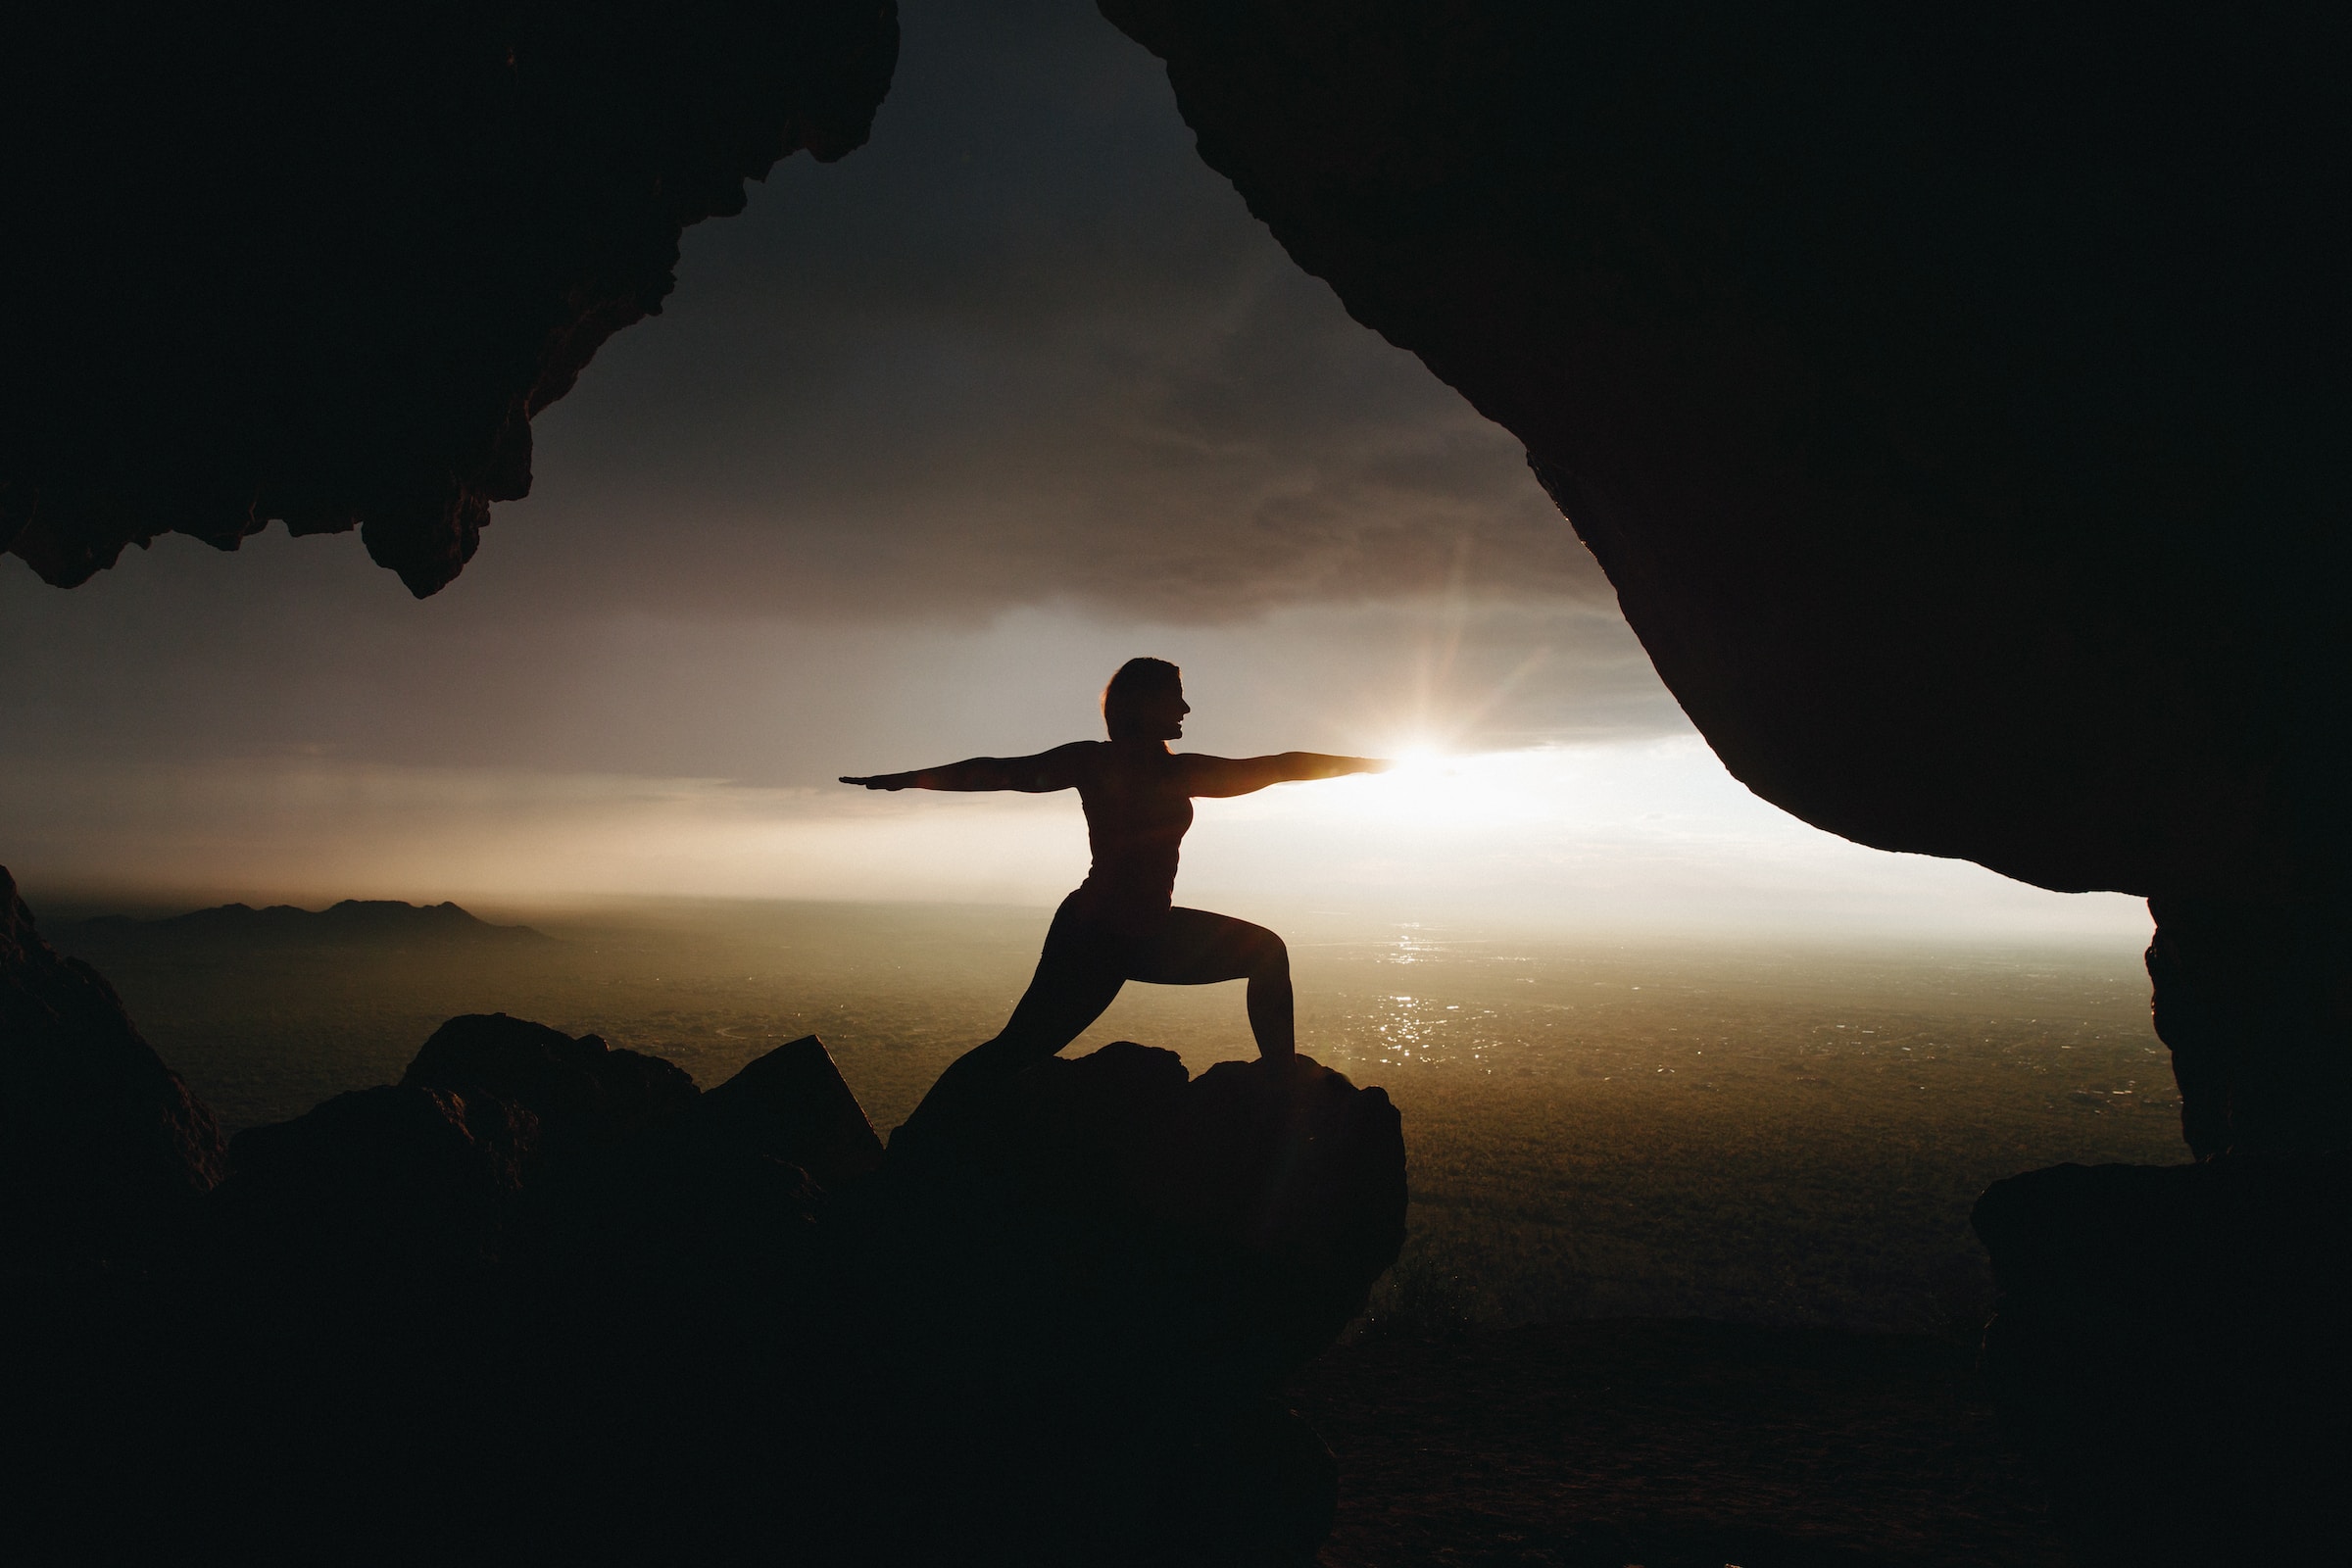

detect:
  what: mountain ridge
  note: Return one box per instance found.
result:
[51,899,554,948]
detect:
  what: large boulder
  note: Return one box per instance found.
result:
[525,1033,879,1329]
[501,1034,888,1559]
[402,1011,699,1166]
[1974,1160,2352,1564]
[0,865,225,1268]
[1142,1054,1413,1372]
[680,1030,886,1192]
[841,1045,1406,1563]
[213,1082,537,1295]
[876,1046,1404,1374]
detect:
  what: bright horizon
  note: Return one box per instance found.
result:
[6,721,2150,947]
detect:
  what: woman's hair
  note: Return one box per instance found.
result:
[1102,657,1183,740]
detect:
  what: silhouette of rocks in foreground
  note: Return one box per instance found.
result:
[1298,1321,2064,1567]
[1976,1160,2352,1566]
[1101,5,2351,1152]
[5,900,1403,1563]
[0,868,223,1267]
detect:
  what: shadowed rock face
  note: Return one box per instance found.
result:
[874,1042,1406,1407]
[213,1082,536,1298]
[1100,2,2351,1156]
[0,867,224,1265]
[6,985,1403,1563]
[833,1044,1404,1559]
[2,1,899,596]
[1,871,1398,1561]
[402,1010,699,1163]
[1975,1160,2352,1564]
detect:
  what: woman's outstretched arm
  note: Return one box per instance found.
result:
[841,741,1092,793]
[1181,752,1390,799]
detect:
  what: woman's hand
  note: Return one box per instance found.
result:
[840,772,916,791]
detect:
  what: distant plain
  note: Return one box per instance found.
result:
[45,898,2185,1337]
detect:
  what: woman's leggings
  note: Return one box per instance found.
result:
[905,894,1292,1130]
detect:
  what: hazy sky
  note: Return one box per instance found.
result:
[0,0,2144,942]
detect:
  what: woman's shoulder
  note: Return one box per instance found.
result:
[1077,740,1177,783]
[1054,739,1110,775]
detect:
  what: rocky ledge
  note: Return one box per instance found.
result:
[1975,1159,2352,1566]
[2,876,1402,1564]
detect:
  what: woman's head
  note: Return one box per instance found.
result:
[1102,657,1187,742]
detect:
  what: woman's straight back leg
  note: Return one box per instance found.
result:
[901,901,1129,1135]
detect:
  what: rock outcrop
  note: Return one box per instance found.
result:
[4,971,1403,1563]
[1975,1161,2352,1565]
[845,1043,1404,1559]
[0,867,224,1268]
[210,1081,536,1314]
[2,1,900,596]
[402,1010,699,1164]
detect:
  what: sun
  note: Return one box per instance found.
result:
[1386,741,1447,775]
[1307,737,1531,830]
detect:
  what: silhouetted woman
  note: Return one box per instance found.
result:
[843,657,1386,1131]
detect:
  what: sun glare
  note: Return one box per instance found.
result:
[1386,741,1446,774]
[1312,741,1533,830]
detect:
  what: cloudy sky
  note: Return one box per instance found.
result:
[0,0,2142,941]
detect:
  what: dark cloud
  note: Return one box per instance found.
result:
[488,0,1606,620]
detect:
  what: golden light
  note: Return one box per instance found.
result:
[1384,740,1448,774]
[1312,740,1540,830]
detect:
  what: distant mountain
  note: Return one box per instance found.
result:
[50,900,555,949]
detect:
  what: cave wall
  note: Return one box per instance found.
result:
[1,867,225,1265]
[1102,2,2351,1153]
[1,1,899,597]
[1102,1,2347,905]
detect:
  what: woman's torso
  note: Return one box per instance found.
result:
[1072,742,1192,926]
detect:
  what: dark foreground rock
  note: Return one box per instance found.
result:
[215,1081,534,1289]
[1295,1320,2068,1568]
[4,977,1402,1564]
[1975,1160,2352,1565]
[0,867,224,1268]
[837,1043,1405,1560]
[402,1010,699,1164]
